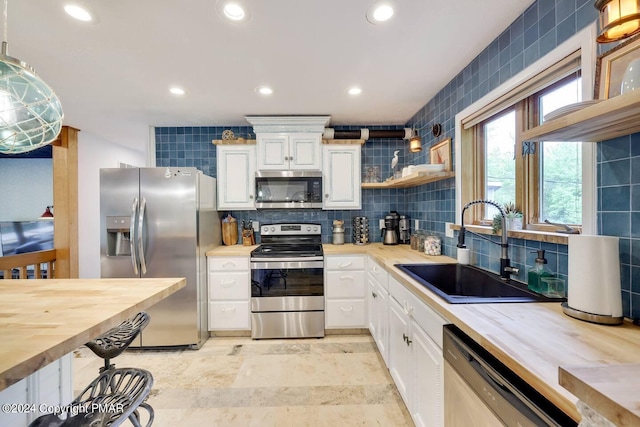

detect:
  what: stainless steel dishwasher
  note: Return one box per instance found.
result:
[443,324,577,427]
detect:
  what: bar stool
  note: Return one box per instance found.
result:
[29,367,154,427]
[85,312,150,373]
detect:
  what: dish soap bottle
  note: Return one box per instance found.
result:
[527,250,554,293]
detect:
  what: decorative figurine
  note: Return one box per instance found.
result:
[391,150,399,179]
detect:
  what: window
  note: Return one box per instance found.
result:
[456,25,597,236]
[460,49,586,232]
[538,78,582,224]
[481,109,516,220]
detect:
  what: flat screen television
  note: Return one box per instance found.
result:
[0,221,54,257]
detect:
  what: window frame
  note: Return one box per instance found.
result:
[454,23,598,236]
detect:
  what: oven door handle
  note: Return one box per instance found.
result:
[251,260,324,269]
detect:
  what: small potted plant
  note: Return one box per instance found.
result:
[492,202,523,234]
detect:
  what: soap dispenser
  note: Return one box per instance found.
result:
[527,250,554,293]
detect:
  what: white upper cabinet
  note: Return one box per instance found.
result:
[246,116,330,172]
[216,144,256,210]
[322,144,361,209]
[257,133,322,170]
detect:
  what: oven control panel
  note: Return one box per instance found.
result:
[261,223,321,236]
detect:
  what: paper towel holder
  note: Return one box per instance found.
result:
[561,303,623,325]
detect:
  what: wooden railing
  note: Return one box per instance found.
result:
[0,249,57,279]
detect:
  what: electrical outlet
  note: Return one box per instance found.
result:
[445,222,454,238]
[379,218,385,229]
[414,219,419,230]
[252,221,259,231]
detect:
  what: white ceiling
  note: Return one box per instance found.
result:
[8,0,535,152]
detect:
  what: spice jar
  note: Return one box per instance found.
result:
[424,235,442,256]
[417,230,427,252]
[410,233,419,250]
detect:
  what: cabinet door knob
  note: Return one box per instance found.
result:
[325,194,329,198]
[372,292,377,298]
[249,194,254,199]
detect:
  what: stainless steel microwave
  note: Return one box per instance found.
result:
[255,171,323,209]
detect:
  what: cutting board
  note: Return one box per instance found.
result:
[222,222,238,245]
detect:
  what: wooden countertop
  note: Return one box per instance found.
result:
[206,244,257,256]
[559,364,640,426]
[208,243,640,423]
[0,277,186,392]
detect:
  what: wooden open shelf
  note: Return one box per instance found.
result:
[522,90,640,142]
[212,139,256,145]
[362,171,455,189]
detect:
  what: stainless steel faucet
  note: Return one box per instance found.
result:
[457,199,520,280]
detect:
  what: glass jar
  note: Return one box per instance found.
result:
[410,233,419,250]
[424,235,442,256]
[372,165,381,183]
[417,230,427,252]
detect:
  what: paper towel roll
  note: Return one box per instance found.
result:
[568,235,622,317]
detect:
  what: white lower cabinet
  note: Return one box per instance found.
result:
[389,297,412,400]
[207,256,250,330]
[367,257,389,365]
[388,275,448,427]
[0,354,73,427]
[324,255,367,328]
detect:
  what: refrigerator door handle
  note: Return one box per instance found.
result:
[130,196,139,275]
[138,196,148,275]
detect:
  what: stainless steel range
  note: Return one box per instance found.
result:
[250,223,324,339]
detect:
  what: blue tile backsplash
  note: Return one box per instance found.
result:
[155,0,640,320]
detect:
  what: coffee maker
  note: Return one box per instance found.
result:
[381,211,400,245]
[399,215,411,244]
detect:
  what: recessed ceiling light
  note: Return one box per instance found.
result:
[256,86,273,95]
[348,87,362,95]
[224,3,245,20]
[64,4,93,22]
[169,87,186,95]
[216,1,251,22]
[366,1,395,24]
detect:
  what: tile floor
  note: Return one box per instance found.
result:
[73,334,414,426]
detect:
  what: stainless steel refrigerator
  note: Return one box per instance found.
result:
[100,167,221,348]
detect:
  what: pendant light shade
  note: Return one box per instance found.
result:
[40,205,53,219]
[0,0,63,154]
[595,0,640,43]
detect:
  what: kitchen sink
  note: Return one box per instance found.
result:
[395,263,566,304]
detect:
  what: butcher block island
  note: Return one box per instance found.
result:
[0,277,185,392]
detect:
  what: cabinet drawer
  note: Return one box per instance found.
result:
[389,276,448,348]
[208,301,250,330]
[326,299,367,328]
[325,270,366,298]
[325,255,366,270]
[389,275,413,306]
[405,290,448,349]
[209,271,250,300]
[367,257,388,290]
[208,257,249,271]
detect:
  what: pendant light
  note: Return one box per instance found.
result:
[0,0,63,154]
[409,129,422,152]
[595,0,640,43]
[40,205,53,219]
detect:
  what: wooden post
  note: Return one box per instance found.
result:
[52,126,80,278]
